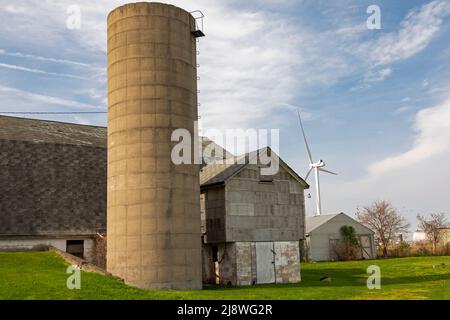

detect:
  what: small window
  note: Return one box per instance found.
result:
[259,175,274,183]
[66,240,84,259]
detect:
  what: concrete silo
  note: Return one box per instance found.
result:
[107,2,202,290]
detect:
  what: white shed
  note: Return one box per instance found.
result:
[305,213,376,262]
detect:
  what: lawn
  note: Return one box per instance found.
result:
[0,252,449,300]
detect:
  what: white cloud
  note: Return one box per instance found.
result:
[1,5,26,14]
[318,97,450,226]
[369,98,450,176]
[369,1,450,66]
[351,0,450,87]
[364,67,392,83]
[0,49,99,69]
[0,0,448,114]
[0,62,87,80]
[0,0,359,130]
[0,85,101,110]
[393,106,411,115]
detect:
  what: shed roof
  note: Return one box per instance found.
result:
[305,212,375,234]
[200,147,309,188]
[305,213,341,233]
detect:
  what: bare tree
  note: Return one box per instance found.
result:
[356,200,410,257]
[417,213,448,251]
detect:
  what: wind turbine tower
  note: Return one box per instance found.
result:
[297,111,337,216]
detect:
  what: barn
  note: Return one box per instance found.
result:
[0,116,106,264]
[305,213,376,261]
[200,148,309,285]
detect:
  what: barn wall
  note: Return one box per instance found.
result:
[201,186,226,243]
[308,214,376,261]
[0,238,95,262]
[224,165,305,242]
[201,243,215,284]
[217,243,236,285]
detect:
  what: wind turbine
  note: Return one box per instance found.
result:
[297,110,337,216]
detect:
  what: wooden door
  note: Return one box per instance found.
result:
[359,235,372,259]
[255,242,275,284]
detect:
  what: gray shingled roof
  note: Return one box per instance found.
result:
[200,148,309,188]
[200,137,234,161]
[0,116,106,147]
[305,213,342,234]
[200,162,245,186]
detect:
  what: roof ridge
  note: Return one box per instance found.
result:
[0,115,106,129]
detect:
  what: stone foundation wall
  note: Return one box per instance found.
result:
[202,241,300,286]
[274,241,300,283]
[235,242,252,286]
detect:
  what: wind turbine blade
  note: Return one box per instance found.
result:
[318,168,338,175]
[305,167,313,180]
[297,110,313,164]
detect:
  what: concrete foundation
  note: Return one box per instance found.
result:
[107,2,202,290]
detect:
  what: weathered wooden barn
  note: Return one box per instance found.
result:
[0,116,107,263]
[200,149,309,285]
[305,213,376,261]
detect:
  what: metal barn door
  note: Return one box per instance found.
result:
[359,235,372,259]
[255,242,275,284]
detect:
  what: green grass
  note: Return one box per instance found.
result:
[0,252,449,300]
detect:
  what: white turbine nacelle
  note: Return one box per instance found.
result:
[297,111,337,216]
[310,160,325,168]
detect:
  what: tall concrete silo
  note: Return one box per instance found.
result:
[107,2,203,290]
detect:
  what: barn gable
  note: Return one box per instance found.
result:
[200,147,309,188]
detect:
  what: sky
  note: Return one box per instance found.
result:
[0,0,449,231]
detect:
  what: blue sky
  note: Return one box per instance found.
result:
[0,0,449,229]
